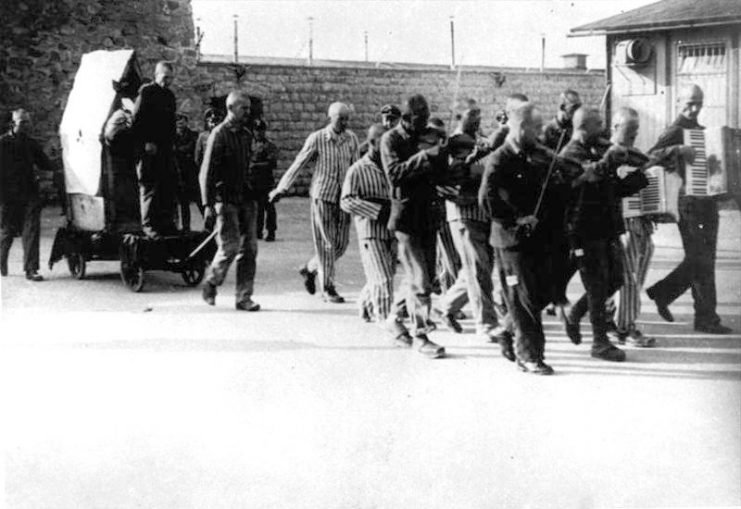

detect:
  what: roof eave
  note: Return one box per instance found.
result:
[569,18,741,37]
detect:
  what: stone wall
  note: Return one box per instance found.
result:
[0,0,606,200]
[0,0,197,200]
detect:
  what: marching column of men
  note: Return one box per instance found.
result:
[3,65,733,373]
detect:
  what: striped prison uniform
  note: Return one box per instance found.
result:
[275,124,359,293]
[617,216,654,333]
[340,153,397,322]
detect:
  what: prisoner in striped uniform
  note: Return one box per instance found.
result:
[617,216,655,346]
[341,124,412,345]
[611,107,657,347]
[438,105,511,346]
[269,102,359,303]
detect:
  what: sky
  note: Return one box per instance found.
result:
[191,0,659,70]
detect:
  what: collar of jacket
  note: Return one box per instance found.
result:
[673,115,703,130]
[360,152,384,173]
[224,118,250,134]
[323,124,350,143]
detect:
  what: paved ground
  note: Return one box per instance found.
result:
[1,199,740,509]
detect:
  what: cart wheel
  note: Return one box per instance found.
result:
[67,252,87,280]
[181,262,206,286]
[120,259,145,292]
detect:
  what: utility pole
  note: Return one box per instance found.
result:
[364,31,368,62]
[233,14,239,63]
[449,16,456,69]
[308,17,314,66]
[540,33,546,72]
[195,17,203,62]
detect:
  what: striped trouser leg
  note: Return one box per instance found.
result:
[436,222,460,292]
[310,199,351,293]
[617,227,654,332]
[358,237,396,321]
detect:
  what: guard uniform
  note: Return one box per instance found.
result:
[0,129,52,276]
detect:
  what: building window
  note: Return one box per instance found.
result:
[678,43,727,74]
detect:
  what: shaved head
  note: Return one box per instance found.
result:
[678,83,704,121]
[328,102,350,118]
[612,107,640,147]
[225,90,250,122]
[572,107,604,141]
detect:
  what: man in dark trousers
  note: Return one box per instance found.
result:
[199,90,261,311]
[645,84,732,334]
[479,102,560,374]
[559,107,645,362]
[131,61,178,238]
[251,119,279,241]
[0,109,53,281]
[174,113,200,231]
[380,94,450,359]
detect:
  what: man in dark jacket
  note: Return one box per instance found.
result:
[173,113,200,231]
[542,89,581,152]
[251,119,279,241]
[560,107,645,362]
[479,102,566,375]
[380,94,451,359]
[131,61,178,238]
[199,90,260,311]
[0,109,53,280]
[644,84,731,334]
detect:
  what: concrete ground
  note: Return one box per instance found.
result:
[1,199,740,509]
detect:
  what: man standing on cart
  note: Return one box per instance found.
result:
[199,90,261,311]
[131,61,178,238]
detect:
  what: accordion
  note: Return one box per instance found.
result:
[684,127,741,197]
[621,165,682,222]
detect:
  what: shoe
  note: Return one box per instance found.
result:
[265,232,275,242]
[393,332,413,348]
[1,265,7,277]
[499,333,516,362]
[299,266,316,295]
[235,300,260,311]
[484,325,509,344]
[695,323,733,334]
[437,310,463,333]
[647,288,674,322]
[516,359,554,375]
[360,305,372,323]
[454,310,466,320]
[591,341,626,362]
[415,335,445,359]
[545,304,557,316]
[202,282,216,305]
[322,286,345,303]
[565,320,582,345]
[614,329,628,345]
[25,272,43,282]
[626,329,656,347]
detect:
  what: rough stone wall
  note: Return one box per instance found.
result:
[0,0,197,200]
[182,63,606,195]
[0,0,606,200]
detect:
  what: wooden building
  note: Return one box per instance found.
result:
[571,0,741,153]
